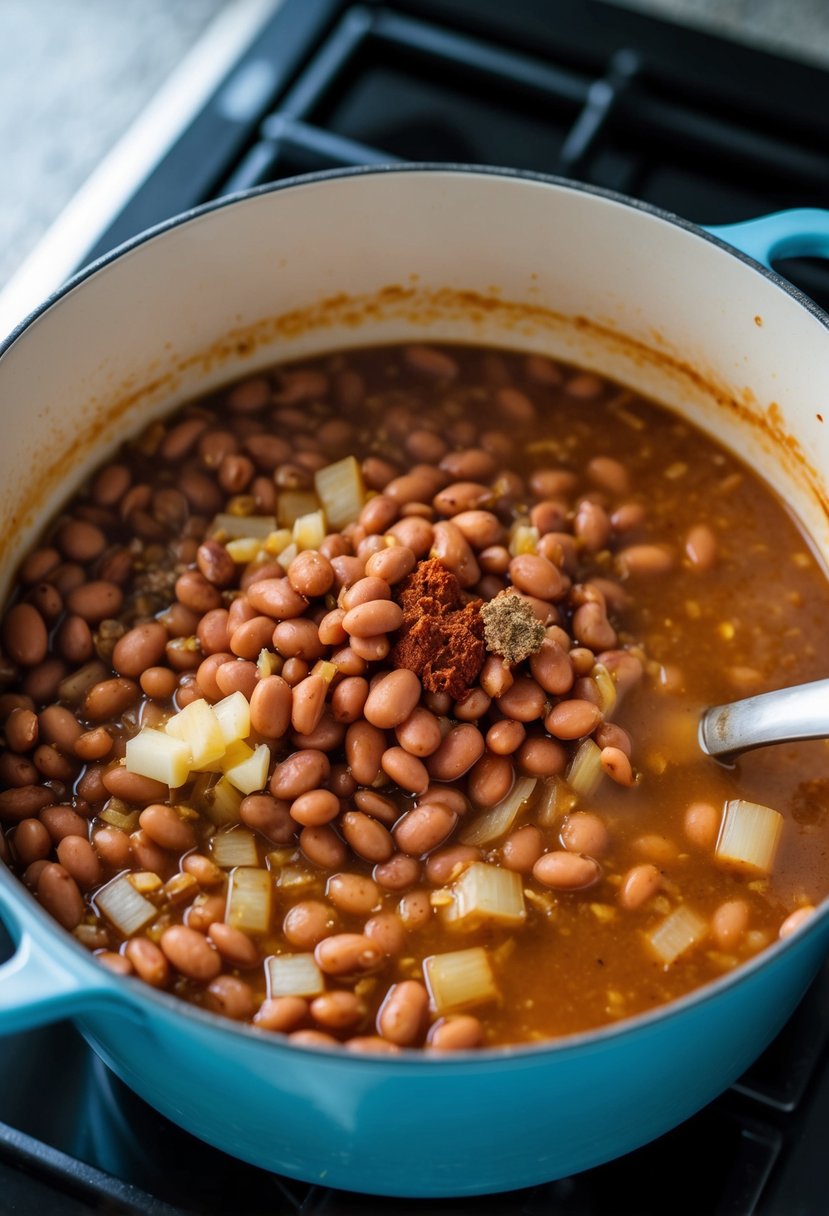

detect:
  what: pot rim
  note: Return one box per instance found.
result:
[1,162,827,1065]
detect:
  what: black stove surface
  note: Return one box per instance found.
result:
[4,2,829,1212]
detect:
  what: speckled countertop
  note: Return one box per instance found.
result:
[1,0,828,291]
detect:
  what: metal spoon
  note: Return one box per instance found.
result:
[699,677,829,763]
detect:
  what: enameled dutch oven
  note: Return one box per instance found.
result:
[2,167,829,1197]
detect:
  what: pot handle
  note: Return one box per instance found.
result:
[0,875,116,1033]
[706,208,829,270]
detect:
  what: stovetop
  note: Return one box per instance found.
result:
[3,1,829,1212]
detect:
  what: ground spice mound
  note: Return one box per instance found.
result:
[392,557,485,697]
[480,591,546,665]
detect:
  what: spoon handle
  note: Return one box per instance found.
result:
[699,677,829,761]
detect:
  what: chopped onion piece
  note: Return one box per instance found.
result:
[508,522,539,557]
[311,659,338,686]
[263,528,293,556]
[567,739,603,798]
[98,803,140,832]
[225,537,262,564]
[165,698,225,770]
[277,490,320,529]
[716,799,783,875]
[276,542,298,571]
[211,828,259,869]
[267,953,325,998]
[445,863,525,928]
[535,776,578,828]
[96,874,157,937]
[224,742,270,795]
[129,871,162,894]
[257,650,282,678]
[125,729,189,788]
[201,776,243,826]
[209,513,276,539]
[646,906,707,965]
[592,663,617,716]
[424,946,498,1013]
[227,867,272,934]
[212,691,251,747]
[460,777,536,847]
[293,509,327,552]
[314,456,365,530]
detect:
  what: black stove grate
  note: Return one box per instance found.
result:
[5,2,829,1213]
[82,0,829,311]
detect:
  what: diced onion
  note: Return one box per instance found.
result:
[445,863,525,928]
[509,522,539,557]
[293,509,327,552]
[716,799,783,875]
[567,739,603,798]
[98,803,140,832]
[125,729,190,788]
[311,660,338,686]
[267,953,325,998]
[211,828,259,868]
[225,537,263,564]
[277,490,320,529]
[227,867,272,935]
[314,456,365,530]
[535,776,578,828]
[276,542,298,571]
[209,513,276,539]
[263,528,293,556]
[592,663,617,716]
[224,742,270,795]
[424,946,498,1013]
[460,777,537,847]
[96,875,157,937]
[212,691,251,747]
[200,775,243,826]
[646,905,707,965]
[165,698,225,770]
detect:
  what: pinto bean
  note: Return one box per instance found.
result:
[373,853,422,891]
[139,804,196,852]
[102,767,167,805]
[378,980,429,1046]
[290,788,340,827]
[270,750,330,800]
[619,864,661,910]
[246,578,308,619]
[345,720,385,786]
[430,521,480,588]
[684,801,720,849]
[497,678,546,723]
[509,554,564,601]
[427,725,485,781]
[342,599,403,638]
[601,746,635,787]
[501,825,544,874]
[92,826,131,870]
[291,674,326,736]
[560,812,610,858]
[618,544,675,577]
[83,678,140,722]
[545,699,602,740]
[364,669,421,730]
[712,899,750,948]
[327,872,380,916]
[685,524,718,571]
[315,933,384,976]
[160,925,221,981]
[283,899,337,949]
[480,656,515,701]
[208,922,259,968]
[300,824,348,870]
[3,603,48,667]
[533,851,602,890]
[394,803,457,856]
[341,811,394,863]
[13,817,51,866]
[380,747,429,794]
[364,546,416,585]
[66,581,124,624]
[428,1015,484,1051]
[395,707,442,758]
[517,737,567,778]
[37,862,84,929]
[56,835,102,889]
[468,753,515,806]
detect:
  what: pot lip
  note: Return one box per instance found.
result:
[2,162,828,360]
[1,161,828,1064]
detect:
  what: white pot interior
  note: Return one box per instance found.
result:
[2,168,828,591]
